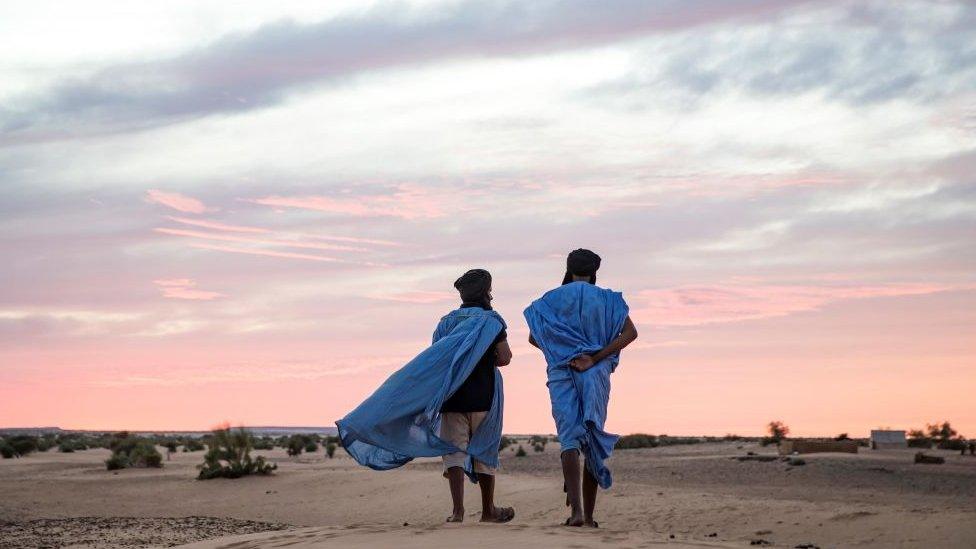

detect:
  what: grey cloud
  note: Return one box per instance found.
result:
[1,0,815,145]
[584,1,976,109]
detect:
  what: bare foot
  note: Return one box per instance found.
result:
[480,506,515,523]
[563,515,584,527]
[446,510,464,523]
[583,519,599,528]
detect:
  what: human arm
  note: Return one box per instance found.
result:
[569,316,638,372]
[495,339,513,367]
[528,334,540,349]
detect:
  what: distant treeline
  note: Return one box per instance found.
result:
[613,434,876,450]
[0,431,340,460]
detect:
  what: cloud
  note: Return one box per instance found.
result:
[145,190,210,213]
[368,290,456,304]
[88,357,404,387]
[153,278,224,301]
[248,185,450,219]
[154,226,368,252]
[631,282,959,326]
[166,216,269,233]
[0,309,143,340]
[1,0,816,143]
[188,242,344,263]
[585,1,976,109]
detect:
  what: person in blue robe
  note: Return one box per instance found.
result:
[524,249,638,528]
[336,269,515,523]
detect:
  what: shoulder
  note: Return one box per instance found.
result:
[538,282,624,303]
[439,307,506,329]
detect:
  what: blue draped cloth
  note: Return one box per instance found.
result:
[523,281,629,489]
[336,307,505,481]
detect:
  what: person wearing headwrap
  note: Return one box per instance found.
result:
[524,249,638,528]
[562,248,601,285]
[337,268,515,524]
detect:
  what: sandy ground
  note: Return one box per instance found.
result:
[1,441,975,548]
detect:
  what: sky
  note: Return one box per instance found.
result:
[1,0,974,437]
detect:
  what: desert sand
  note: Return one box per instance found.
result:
[2,441,975,548]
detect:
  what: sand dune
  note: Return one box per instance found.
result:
[1,442,974,548]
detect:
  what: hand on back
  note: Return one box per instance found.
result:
[570,354,594,371]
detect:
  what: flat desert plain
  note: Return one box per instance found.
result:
[1,441,975,548]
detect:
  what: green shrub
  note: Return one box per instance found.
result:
[105,455,127,470]
[532,443,544,452]
[325,442,337,458]
[615,434,658,449]
[103,432,162,470]
[499,436,515,451]
[252,437,275,450]
[515,445,527,457]
[58,442,75,453]
[304,441,318,453]
[183,438,205,452]
[197,427,276,480]
[0,441,14,459]
[286,436,306,457]
[8,436,39,457]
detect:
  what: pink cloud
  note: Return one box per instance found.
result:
[368,291,456,304]
[154,227,368,253]
[631,283,956,326]
[145,190,210,214]
[153,279,223,301]
[167,216,269,234]
[189,243,342,263]
[248,185,449,220]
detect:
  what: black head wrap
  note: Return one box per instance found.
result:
[562,248,601,285]
[454,268,492,308]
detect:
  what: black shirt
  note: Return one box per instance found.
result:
[440,303,507,413]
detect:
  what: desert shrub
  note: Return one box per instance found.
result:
[615,434,658,449]
[197,427,276,480]
[0,440,14,459]
[907,438,932,448]
[325,442,337,458]
[304,441,318,453]
[834,433,850,441]
[105,455,127,470]
[104,432,163,470]
[252,437,275,450]
[36,436,56,452]
[499,436,515,451]
[183,438,205,452]
[939,438,967,451]
[926,421,959,443]
[529,435,548,446]
[163,440,178,453]
[515,445,527,457]
[7,435,39,457]
[533,443,544,452]
[286,436,306,456]
[724,434,742,441]
[56,436,89,452]
[767,421,790,444]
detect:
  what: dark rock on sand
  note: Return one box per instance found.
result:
[0,516,290,549]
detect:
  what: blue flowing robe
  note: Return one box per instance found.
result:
[523,281,629,489]
[336,307,505,481]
